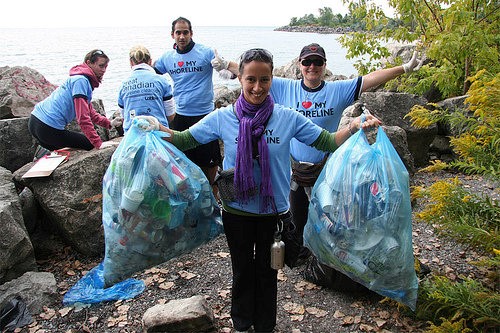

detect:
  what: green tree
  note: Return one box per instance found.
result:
[338,0,500,98]
[318,7,335,26]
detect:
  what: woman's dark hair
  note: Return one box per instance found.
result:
[171,17,192,33]
[238,48,274,74]
[84,49,109,63]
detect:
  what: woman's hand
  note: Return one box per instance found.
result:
[158,123,173,142]
[351,114,382,133]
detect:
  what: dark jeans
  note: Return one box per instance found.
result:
[222,210,279,332]
[28,114,94,151]
[289,185,311,259]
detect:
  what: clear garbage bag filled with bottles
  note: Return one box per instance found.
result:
[101,118,223,287]
[304,126,418,310]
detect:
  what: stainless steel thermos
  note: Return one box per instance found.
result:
[270,232,285,270]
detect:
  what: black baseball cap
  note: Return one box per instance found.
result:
[299,43,326,60]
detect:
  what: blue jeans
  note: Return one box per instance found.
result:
[222,210,279,332]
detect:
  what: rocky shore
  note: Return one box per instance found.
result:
[274,25,355,34]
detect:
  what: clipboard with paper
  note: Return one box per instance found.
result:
[22,150,70,178]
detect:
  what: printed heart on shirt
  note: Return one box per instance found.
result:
[302,101,313,109]
[177,61,184,67]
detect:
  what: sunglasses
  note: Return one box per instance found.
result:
[92,50,104,57]
[301,58,325,67]
[240,48,273,62]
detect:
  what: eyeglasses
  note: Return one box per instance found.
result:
[240,48,273,63]
[92,50,104,57]
[301,58,325,67]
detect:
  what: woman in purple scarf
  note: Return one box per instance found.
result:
[155,48,381,333]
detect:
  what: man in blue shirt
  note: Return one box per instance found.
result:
[154,17,237,190]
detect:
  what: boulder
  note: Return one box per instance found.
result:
[360,92,435,167]
[0,66,56,119]
[13,141,121,257]
[142,295,216,333]
[0,271,57,316]
[340,102,415,174]
[0,117,37,172]
[0,167,37,285]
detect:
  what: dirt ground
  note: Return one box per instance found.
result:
[18,170,498,333]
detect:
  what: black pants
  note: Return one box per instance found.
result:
[289,185,310,256]
[222,210,281,332]
[28,114,93,151]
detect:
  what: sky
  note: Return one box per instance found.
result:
[0,0,392,28]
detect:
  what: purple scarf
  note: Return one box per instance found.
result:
[234,94,274,211]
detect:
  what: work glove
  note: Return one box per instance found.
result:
[110,116,123,128]
[211,49,229,72]
[134,115,160,131]
[402,50,424,73]
[218,69,235,80]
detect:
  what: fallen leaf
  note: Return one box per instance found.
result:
[58,307,72,317]
[305,307,328,317]
[39,307,56,320]
[159,281,174,290]
[88,316,99,324]
[218,289,230,298]
[215,252,230,258]
[290,314,304,321]
[333,310,345,318]
[342,316,354,325]
[359,323,375,331]
[283,302,305,315]
[277,270,287,282]
[65,269,76,276]
[378,310,391,319]
[354,315,362,324]
[178,270,197,280]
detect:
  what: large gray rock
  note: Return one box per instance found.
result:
[360,92,435,167]
[0,167,37,285]
[142,295,216,333]
[340,102,415,174]
[0,117,37,172]
[13,142,121,257]
[0,271,57,316]
[0,66,56,119]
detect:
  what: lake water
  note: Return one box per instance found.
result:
[0,26,357,116]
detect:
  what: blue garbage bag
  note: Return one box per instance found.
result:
[62,262,145,306]
[101,118,223,287]
[304,126,418,310]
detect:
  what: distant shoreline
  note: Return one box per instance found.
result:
[274,25,354,34]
